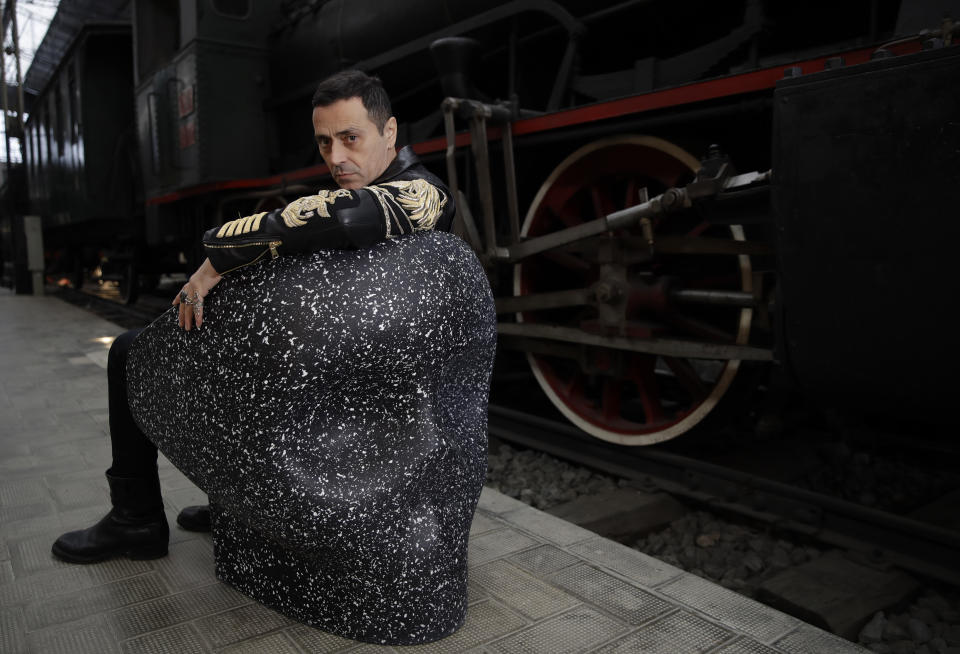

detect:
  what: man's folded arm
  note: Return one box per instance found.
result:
[202,179,449,274]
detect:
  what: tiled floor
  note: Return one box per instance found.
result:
[0,290,868,653]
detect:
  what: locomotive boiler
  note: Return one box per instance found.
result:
[7,0,959,445]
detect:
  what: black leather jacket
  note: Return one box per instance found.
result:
[203,146,455,274]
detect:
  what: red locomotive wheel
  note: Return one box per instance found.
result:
[514,136,753,445]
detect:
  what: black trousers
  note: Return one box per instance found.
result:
[106,328,158,478]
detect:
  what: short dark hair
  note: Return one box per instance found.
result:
[312,70,392,134]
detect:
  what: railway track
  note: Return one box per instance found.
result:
[488,403,960,587]
[53,282,174,330]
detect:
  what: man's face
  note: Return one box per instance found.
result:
[312,97,397,190]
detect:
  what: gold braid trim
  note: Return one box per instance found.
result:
[216,211,268,238]
[280,189,354,228]
[365,179,447,237]
[382,179,446,230]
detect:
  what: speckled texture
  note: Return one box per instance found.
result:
[126,231,496,645]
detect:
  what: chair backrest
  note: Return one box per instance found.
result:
[127,231,496,549]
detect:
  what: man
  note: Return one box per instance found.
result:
[52,70,456,563]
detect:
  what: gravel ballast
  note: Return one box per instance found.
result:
[485,442,960,653]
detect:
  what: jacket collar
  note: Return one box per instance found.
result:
[372,146,419,184]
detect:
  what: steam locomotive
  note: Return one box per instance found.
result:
[3,0,958,444]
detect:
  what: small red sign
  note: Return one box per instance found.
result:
[179,119,196,149]
[178,86,195,118]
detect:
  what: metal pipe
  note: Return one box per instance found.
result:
[497,322,775,361]
[502,121,521,245]
[495,288,591,313]
[505,190,674,261]
[441,99,465,240]
[469,115,498,256]
[547,34,577,111]
[670,289,757,308]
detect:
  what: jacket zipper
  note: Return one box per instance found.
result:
[204,240,282,274]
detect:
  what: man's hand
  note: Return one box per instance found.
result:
[173,258,222,331]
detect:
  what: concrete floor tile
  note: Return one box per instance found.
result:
[472,560,579,621]
[217,630,302,653]
[469,511,505,537]
[486,605,629,654]
[568,537,682,588]
[0,478,51,506]
[10,531,75,577]
[593,610,736,654]
[467,579,490,605]
[713,636,786,654]
[0,441,31,458]
[25,572,169,630]
[0,501,57,525]
[773,624,871,654]
[119,623,208,654]
[284,622,358,652]
[0,514,62,541]
[1,607,28,654]
[107,582,250,640]
[26,617,121,654]
[0,566,98,606]
[411,600,529,653]
[153,539,216,591]
[2,455,86,481]
[549,563,675,626]
[468,529,540,567]
[346,644,400,653]
[658,573,801,644]
[193,602,294,648]
[50,478,108,511]
[477,487,528,515]
[499,506,596,547]
[508,544,582,577]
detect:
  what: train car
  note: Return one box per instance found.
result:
[23,22,139,298]
[11,0,960,444]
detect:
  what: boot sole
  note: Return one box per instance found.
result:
[51,542,168,564]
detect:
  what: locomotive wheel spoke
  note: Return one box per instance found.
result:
[515,136,753,445]
[632,356,665,423]
[686,221,710,238]
[664,356,709,401]
[601,380,622,422]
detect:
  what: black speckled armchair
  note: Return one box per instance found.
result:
[126,231,496,645]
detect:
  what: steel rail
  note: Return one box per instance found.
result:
[487,404,960,586]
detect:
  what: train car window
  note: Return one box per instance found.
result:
[54,84,64,158]
[211,0,251,19]
[68,64,78,145]
[44,103,52,167]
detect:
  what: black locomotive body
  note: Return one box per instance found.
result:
[2,0,957,443]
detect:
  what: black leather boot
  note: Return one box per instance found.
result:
[51,470,169,563]
[176,505,211,532]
